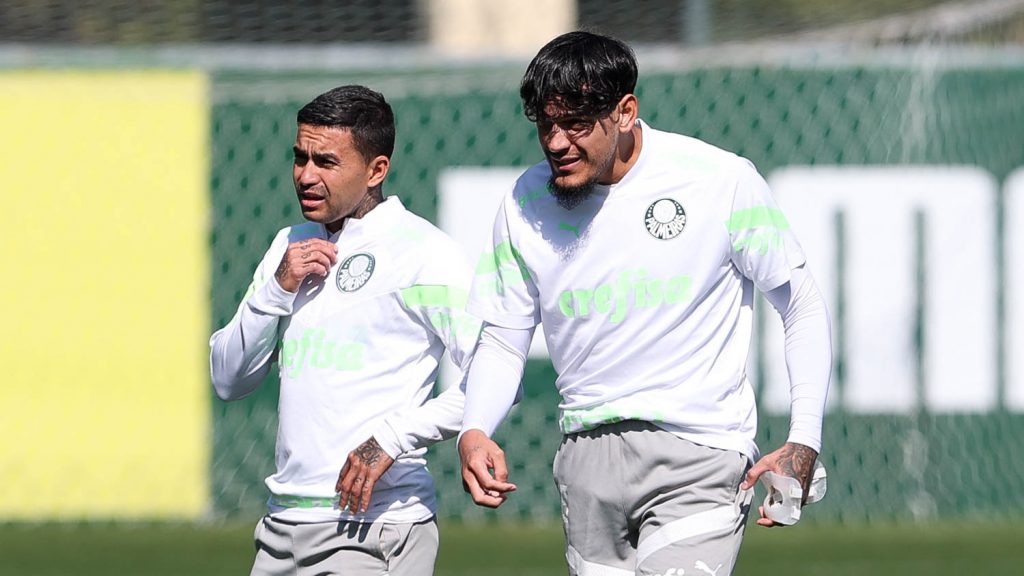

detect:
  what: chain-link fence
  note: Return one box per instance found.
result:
[208,58,1024,522]
[3,0,1023,45]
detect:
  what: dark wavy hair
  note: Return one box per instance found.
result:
[297,85,395,162]
[520,31,638,122]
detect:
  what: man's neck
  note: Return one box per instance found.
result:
[325,189,384,234]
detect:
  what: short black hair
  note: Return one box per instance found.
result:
[520,31,638,122]
[297,85,395,161]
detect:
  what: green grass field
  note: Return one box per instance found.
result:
[1,520,1022,575]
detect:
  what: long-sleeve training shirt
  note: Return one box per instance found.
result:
[211,196,481,523]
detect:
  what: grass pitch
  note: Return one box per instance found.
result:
[1,520,1021,575]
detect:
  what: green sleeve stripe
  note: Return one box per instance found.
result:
[400,285,469,309]
[475,253,499,275]
[240,266,267,303]
[475,240,531,281]
[726,206,790,233]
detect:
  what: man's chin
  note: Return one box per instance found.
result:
[548,176,595,210]
[299,208,331,224]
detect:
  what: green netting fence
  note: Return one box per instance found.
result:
[209,56,1024,522]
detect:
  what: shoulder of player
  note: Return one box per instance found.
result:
[646,128,744,172]
[391,208,473,271]
[647,129,764,193]
[509,161,551,205]
[394,205,453,245]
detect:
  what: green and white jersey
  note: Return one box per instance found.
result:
[211,196,481,523]
[467,121,805,459]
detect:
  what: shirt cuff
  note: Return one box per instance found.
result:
[248,277,297,316]
[785,429,822,454]
[370,420,406,460]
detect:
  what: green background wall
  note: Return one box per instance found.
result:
[208,65,1024,521]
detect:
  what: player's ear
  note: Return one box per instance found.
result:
[366,155,390,188]
[617,94,639,133]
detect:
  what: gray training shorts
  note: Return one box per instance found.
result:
[249,515,439,576]
[553,420,752,576]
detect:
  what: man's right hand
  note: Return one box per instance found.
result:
[458,429,517,508]
[274,238,339,293]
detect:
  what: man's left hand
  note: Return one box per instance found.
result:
[336,437,395,514]
[740,441,818,527]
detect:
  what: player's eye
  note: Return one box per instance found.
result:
[538,117,594,138]
[313,155,338,168]
[567,120,592,136]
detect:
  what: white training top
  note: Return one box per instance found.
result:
[466,120,811,459]
[210,196,481,523]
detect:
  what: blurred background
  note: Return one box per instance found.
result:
[2,1,1023,574]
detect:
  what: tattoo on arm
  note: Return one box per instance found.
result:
[356,438,384,468]
[777,443,817,478]
[274,257,288,281]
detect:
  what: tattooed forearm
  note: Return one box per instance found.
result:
[777,442,818,479]
[355,438,384,467]
[274,256,289,281]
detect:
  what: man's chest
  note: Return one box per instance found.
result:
[520,190,731,293]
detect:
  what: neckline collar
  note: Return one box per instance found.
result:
[322,195,404,240]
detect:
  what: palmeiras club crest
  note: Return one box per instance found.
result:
[644,198,687,240]
[336,252,375,292]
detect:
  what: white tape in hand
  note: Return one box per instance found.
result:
[759,460,827,525]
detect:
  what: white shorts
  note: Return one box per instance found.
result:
[250,515,438,576]
[553,420,752,576]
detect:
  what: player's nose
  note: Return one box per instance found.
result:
[545,129,572,154]
[295,163,319,187]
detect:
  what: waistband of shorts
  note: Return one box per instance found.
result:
[269,494,339,509]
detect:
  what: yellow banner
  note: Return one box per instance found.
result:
[0,71,209,519]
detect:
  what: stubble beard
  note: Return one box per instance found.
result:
[547,177,595,211]
[547,151,615,211]
[298,186,384,233]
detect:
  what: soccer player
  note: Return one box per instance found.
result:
[458,32,832,576]
[210,85,481,576]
